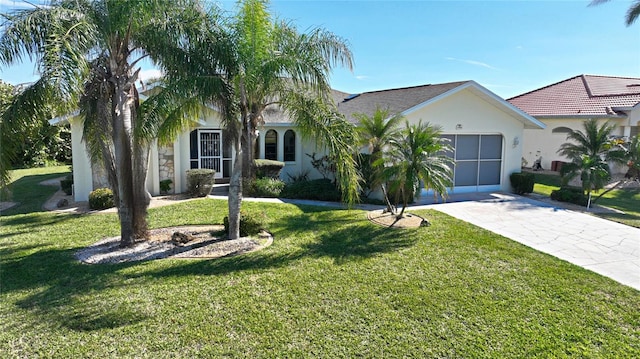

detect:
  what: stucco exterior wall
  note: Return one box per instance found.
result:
[522,117,627,173]
[407,88,526,192]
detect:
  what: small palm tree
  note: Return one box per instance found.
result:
[623,135,640,180]
[382,120,453,218]
[558,119,626,198]
[354,107,402,211]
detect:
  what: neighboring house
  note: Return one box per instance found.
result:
[508,74,640,173]
[52,80,543,202]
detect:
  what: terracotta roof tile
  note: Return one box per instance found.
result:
[508,75,640,117]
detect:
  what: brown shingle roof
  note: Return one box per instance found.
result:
[334,82,467,124]
[508,74,640,117]
[262,82,468,124]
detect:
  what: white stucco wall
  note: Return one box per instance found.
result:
[406,88,528,193]
[68,117,93,202]
[522,117,627,173]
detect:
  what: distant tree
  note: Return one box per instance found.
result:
[623,135,640,179]
[591,135,640,203]
[382,120,453,218]
[558,119,626,198]
[590,0,640,25]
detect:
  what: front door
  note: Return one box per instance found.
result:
[199,130,223,179]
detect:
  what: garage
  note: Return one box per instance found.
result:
[442,134,503,192]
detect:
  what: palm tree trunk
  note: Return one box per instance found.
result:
[228,128,243,239]
[112,87,136,247]
[397,188,407,219]
[132,141,151,240]
[241,127,256,180]
[380,183,395,214]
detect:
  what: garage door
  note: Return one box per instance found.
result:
[439,134,503,193]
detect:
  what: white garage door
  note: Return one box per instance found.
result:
[440,134,503,193]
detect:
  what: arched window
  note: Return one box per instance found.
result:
[552,127,573,134]
[284,130,296,161]
[264,130,277,160]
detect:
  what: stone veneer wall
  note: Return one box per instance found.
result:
[158,145,175,194]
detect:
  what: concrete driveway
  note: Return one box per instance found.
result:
[412,193,639,291]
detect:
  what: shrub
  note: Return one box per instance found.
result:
[356,153,376,198]
[287,170,310,183]
[510,172,535,195]
[281,178,341,201]
[160,179,173,194]
[223,209,268,237]
[186,169,215,197]
[255,159,285,179]
[89,187,115,210]
[247,177,285,198]
[550,187,588,206]
[60,175,73,195]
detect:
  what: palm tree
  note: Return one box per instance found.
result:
[558,119,626,199]
[230,0,354,179]
[0,0,228,246]
[187,0,359,239]
[354,107,403,211]
[624,135,640,180]
[591,1,640,26]
[382,120,453,218]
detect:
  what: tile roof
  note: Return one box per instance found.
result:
[508,74,640,117]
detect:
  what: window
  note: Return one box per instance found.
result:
[552,127,573,134]
[284,130,296,161]
[265,130,277,160]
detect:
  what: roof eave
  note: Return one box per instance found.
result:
[533,114,627,120]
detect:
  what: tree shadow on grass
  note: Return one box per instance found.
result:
[2,205,418,333]
[2,245,149,332]
[133,208,418,279]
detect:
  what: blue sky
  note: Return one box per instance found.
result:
[1,0,638,98]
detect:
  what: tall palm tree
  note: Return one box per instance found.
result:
[558,118,626,197]
[354,107,403,211]
[383,120,453,218]
[591,0,640,26]
[188,0,359,239]
[0,0,228,246]
[230,0,354,178]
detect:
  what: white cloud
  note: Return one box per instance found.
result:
[355,75,369,80]
[138,68,163,83]
[445,57,499,71]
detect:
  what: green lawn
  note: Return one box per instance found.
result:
[1,196,639,357]
[1,165,71,216]
[532,172,640,228]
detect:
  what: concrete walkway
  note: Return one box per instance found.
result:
[411,193,640,291]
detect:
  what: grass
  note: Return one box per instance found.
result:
[1,165,71,216]
[532,172,640,228]
[1,178,639,357]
